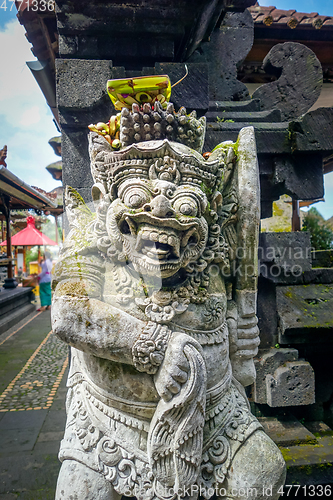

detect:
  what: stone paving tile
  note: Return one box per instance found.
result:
[39,408,66,433]
[15,488,55,500]
[0,410,47,430]
[33,440,62,455]
[0,410,48,454]
[36,431,64,443]
[0,333,68,411]
[0,451,60,497]
[0,427,43,453]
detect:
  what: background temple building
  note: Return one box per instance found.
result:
[245,2,333,174]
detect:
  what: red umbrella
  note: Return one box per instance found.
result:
[1,216,57,247]
[1,216,57,274]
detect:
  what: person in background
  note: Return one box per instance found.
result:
[38,250,52,312]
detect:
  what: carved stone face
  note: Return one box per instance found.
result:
[106,176,209,278]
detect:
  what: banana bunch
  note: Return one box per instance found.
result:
[113,92,168,111]
[88,113,121,149]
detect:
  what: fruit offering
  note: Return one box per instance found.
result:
[88,113,121,148]
[106,75,171,111]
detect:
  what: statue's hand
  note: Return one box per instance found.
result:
[228,311,260,359]
[229,314,260,388]
[154,332,192,402]
[234,315,260,360]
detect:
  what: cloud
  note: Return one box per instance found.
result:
[0,18,60,193]
[0,21,46,126]
[18,106,42,126]
[0,113,60,190]
[0,20,37,99]
[324,171,333,190]
[305,172,333,220]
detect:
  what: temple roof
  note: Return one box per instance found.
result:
[0,166,57,212]
[0,146,7,167]
[0,216,57,247]
[249,3,333,29]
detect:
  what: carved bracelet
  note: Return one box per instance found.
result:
[132,321,171,375]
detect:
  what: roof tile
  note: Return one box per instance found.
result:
[292,12,307,22]
[250,5,275,15]
[315,15,330,21]
[251,11,262,20]
[271,9,296,21]
[256,13,271,23]
[276,16,292,24]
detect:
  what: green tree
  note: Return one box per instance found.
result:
[25,247,39,270]
[302,208,333,250]
[41,217,62,242]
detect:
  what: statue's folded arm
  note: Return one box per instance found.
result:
[52,289,147,365]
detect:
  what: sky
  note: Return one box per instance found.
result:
[0,1,333,219]
[258,0,333,15]
[0,5,60,194]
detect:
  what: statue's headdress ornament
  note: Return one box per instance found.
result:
[88,72,220,199]
[89,72,206,154]
[89,135,223,200]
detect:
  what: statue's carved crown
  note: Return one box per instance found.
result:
[90,135,223,199]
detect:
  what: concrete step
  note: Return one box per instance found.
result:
[0,302,36,336]
[258,416,317,447]
[259,417,333,485]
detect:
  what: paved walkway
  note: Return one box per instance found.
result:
[0,310,68,500]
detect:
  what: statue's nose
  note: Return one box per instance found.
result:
[146,195,174,218]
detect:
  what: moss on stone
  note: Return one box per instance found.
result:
[280,447,294,463]
[56,280,88,297]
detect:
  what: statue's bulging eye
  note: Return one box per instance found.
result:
[180,203,194,215]
[173,197,198,217]
[123,188,150,209]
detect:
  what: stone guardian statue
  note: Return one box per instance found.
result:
[52,101,286,500]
